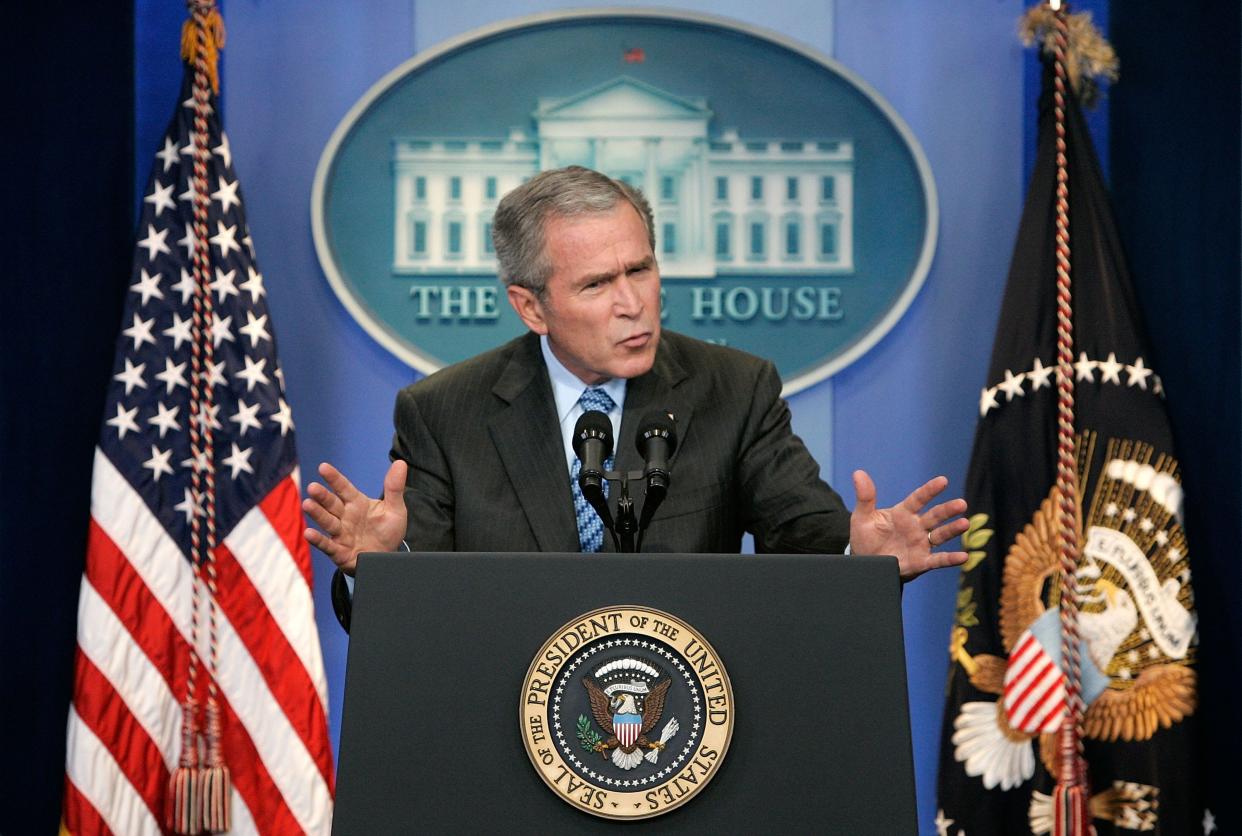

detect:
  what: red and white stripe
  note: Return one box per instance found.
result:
[64,449,334,834]
[617,718,641,748]
[1002,631,1067,735]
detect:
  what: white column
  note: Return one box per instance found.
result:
[393,169,409,267]
[690,143,706,257]
[644,138,659,203]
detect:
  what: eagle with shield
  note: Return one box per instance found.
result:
[581,658,681,770]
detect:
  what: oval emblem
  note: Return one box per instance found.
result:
[313,10,937,392]
[519,606,733,819]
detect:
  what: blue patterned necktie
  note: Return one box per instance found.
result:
[571,387,616,553]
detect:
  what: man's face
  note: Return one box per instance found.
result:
[507,202,661,384]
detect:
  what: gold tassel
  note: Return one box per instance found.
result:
[200,765,232,832]
[200,698,232,831]
[180,6,227,94]
[169,692,203,835]
[1052,784,1094,836]
[168,764,202,835]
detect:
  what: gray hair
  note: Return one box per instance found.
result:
[491,166,655,293]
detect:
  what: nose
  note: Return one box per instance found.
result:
[611,274,643,317]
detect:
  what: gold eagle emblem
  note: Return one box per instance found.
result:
[954,434,1196,766]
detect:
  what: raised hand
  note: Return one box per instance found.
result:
[849,469,969,581]
[302,460,408,575]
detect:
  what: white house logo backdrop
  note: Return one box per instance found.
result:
[312,10,937,392]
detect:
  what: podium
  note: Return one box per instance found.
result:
[333,552,917,833]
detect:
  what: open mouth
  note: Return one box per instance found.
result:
[619,332,652,349]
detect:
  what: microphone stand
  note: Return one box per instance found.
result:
[601,467,660,553]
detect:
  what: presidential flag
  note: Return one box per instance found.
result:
[63,8,334,834]
[936,9,1201,836]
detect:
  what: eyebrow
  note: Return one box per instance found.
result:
[575,255,655,289]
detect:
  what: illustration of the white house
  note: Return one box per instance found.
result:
[392,76,854,278]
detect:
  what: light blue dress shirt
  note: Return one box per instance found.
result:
[539,334,626,475]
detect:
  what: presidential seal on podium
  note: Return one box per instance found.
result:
[520,606,734,819]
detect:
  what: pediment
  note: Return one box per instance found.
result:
[535,76,710,121]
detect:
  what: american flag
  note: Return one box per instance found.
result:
[63,25,334,835]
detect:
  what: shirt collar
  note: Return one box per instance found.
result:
[540,334,627,422]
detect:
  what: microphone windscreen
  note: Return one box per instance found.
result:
[572,409,614,459]
[636,409,678,457]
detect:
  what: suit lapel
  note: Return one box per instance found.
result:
[488,334,580,553]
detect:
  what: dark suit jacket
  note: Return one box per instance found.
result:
[332,330,848,629]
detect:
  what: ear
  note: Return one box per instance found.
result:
[507,284,549,335]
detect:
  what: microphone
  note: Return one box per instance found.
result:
[636,410,677,534]
[572,410,615,530]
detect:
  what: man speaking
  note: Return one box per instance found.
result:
[303,167,968,626]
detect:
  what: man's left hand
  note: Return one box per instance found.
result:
[849,469,969,582]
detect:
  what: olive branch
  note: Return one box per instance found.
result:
[953,513,994,628]
[961,513,994,572]
[576,714,603,752]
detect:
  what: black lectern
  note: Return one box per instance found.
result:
[334,553,917,833]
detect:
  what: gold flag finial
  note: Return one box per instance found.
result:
[180,2,226,94]
[1020,4,1119,107]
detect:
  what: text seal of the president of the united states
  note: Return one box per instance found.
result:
[520,606,734,819]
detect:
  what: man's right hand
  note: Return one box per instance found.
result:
[303,460,408,575]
